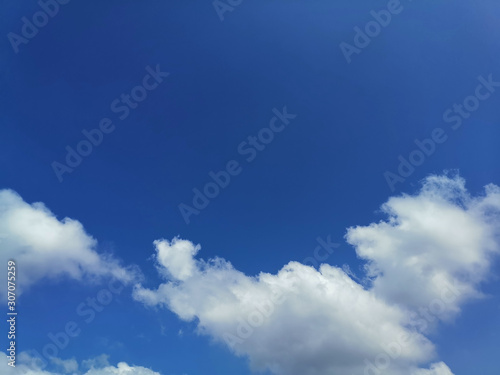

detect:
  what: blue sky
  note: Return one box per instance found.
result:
[1,1,500,375]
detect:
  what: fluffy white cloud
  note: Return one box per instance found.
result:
[346,175,500,322]
[0,190,139,299]
[133,175,500,375]
[134,239,451,375]
[0,352,161,375]
[135,239,436,374]
[154,238,200,281]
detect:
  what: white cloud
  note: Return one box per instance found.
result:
[133,239,449,375]
[0,352,161,375]
[133,175,500,375]
[154,238,200,281]
[346,175,500,322]
[0,189,139,299]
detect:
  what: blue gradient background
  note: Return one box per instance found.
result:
[1,1,499,374]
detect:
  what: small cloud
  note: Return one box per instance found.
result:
[1,352,162,375]
[51,357,78,373]
[82,354,110,370]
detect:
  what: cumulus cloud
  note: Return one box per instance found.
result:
[133,175,500,375]
[346,174,500,321]
[133,239,449,375]
[0,352,161,375]
[0,189,139,299]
